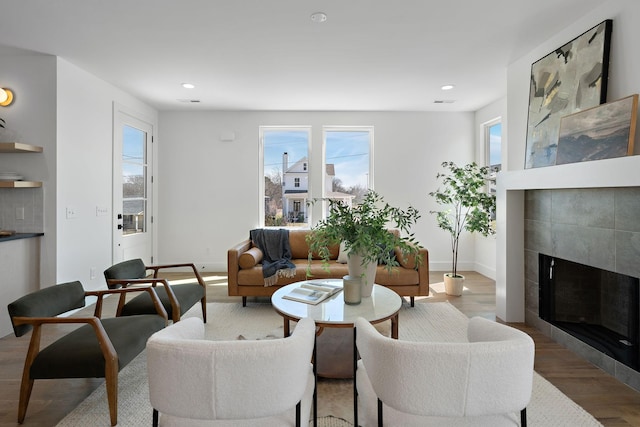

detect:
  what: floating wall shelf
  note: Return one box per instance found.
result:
[0,142,44,153]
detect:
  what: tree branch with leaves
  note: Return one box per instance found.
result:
[429,161,496,278]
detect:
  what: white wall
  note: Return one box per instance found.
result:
[507,0,640,173]
[473,97,506,279]
[0,50,57,287]
[56,59,158,290]
[157,111,475,272]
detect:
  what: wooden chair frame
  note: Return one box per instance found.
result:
[106,261,207,323]
[11,287,167,426]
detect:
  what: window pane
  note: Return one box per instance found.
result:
[489,122,502,172]
[122,125,147,236]
[123,200,146,234]
[485,120,501,220]
[122,164,145,198]
[123,126,146,164]
[324,129,371,207]
[262,128,309,227]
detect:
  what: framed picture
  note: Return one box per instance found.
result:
[525,19,612,169]
[556,94,638,165]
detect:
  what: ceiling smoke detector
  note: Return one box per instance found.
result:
[310,12,327,23]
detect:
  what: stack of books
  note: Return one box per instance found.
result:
[282,282,343,305]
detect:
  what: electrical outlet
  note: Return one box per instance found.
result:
[15,207,24,220]
[90,267,96,280]
[66,207,78,219]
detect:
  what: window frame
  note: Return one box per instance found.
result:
[483,117,501,172]
[259,126,312,228]
[321,125,374,218]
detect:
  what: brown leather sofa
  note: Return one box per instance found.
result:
[228,229,429,307]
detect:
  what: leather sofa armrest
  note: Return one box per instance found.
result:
[227,239,252,295]
[416,248,429,293]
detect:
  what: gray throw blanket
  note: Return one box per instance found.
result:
[250,229,297,286]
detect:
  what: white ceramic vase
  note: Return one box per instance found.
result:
[444,273,465,296]
[347,253,377,297]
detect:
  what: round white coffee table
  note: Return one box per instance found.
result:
[272,279,402,378]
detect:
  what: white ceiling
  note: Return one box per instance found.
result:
[0,0,605,112]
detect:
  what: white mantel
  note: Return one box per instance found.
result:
[495,155,640,322]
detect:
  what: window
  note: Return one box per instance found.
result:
[259,125,373,226]
[260,127,310,227]
[484,119,501,219]
[485,119,502,177]
[122,125,148,235]
[323,127,372,213]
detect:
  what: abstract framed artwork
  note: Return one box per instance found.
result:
[525,19,613,169]
[556,94,638,165]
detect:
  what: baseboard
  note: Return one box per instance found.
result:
[473,262,496,280]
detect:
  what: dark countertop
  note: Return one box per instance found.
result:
[0,232,44,242]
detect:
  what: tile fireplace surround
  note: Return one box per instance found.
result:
[496,155,640,391]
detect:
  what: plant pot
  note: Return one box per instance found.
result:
[444,273,465,296]
[347,253,377,297]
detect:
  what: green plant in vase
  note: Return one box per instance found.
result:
[429,161,495,295]
[306,190,422,296]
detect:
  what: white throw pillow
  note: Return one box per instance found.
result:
[337,241,349,263]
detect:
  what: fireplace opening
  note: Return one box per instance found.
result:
[539,254,640,371]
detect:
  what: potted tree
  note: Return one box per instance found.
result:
[307,190,422,297]
[429,161,496,296]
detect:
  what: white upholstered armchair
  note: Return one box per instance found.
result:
[354,316,535,427]
[147,316,316,426]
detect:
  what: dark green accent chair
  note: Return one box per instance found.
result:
[7,281,167,426]
[104,258,207,323]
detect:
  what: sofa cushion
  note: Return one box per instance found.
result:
[396,249,418,269]
[121,283,204,318]
[239,247,263,269]
[337,242,349,264]
[237,260,418,288]
[289,229,340,260]
[30,314,165,379]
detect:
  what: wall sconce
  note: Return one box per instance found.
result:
[0,88,15,106]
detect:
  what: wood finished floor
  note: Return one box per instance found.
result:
[0,271,639,426]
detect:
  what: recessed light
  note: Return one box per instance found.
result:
[310,12,327,23]
[182,83,195,89]
[441,84,455,91]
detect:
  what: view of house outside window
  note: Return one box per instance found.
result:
[260,126,372,227]
[262,127,310,227]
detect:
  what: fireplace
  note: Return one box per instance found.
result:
[539,254,640,370]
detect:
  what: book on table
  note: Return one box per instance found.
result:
[282,282,343,305]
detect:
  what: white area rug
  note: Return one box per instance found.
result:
[56,302,602,426]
